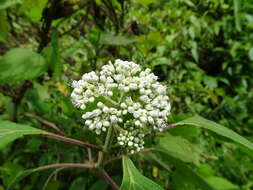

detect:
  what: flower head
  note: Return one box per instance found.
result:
[71,59,171,152]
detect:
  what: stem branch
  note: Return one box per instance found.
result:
[97,169,119,190]
[38,133,101,151]
[96,125,114,167]
[35,163,93,172]
[24,113,64,135]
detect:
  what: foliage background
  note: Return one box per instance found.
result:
[0,0,253,189]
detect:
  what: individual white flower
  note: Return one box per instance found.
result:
[71,59,171,153]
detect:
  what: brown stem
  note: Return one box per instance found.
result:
[24,113,65,135]
[97,169,119,190]
[37,133,102,151]
[104,148,155,165]
[163,124,177,131]
[35,163,93,172]
[145,124,177,136]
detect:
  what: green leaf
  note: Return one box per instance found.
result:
[174,115,253,151]
[90,180,108,190]
[1,162,24,187]
[248,47,253,61]
[0,0,22,10]
[0,48,47,83]
[19,0,47,21]
[136,0,158,6]
[168,125,199,140]
[0,120,48,149]
[44,181,61,190]
[183,0,195,7]
[137,31,162,53]
[245,14,253,24]
[100,33,136,46]
[158,134,201,164]
[203,76,217,91]
[7,169,35,190]
[171,170,197,190]
[233,0,241,31]
[146,152,217,190]
[120,156,164,190]
[8,166,82,190]
[69,177,88,190]
[190,41,199,62]
[205,177,238,190]
[197,164,215,178]
[0,10,10,42]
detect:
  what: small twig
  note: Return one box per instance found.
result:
[145,124,177,136]
[163,124,177,131]
[42,168,64,190]
[104,148,155,165]
[35,163,93,172]
[97,169,119,190]
[37,133,102,151]
[88,148,93,162]
[35,163,119,190]
[24,113,65,135]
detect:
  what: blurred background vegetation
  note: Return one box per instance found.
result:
[0,0,253,189]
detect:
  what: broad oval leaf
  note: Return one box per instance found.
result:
[120,156,164,190]
[174,115,253,151]
[145,152,217,190]
[0,48,47,83]
[0,120,48,149]
[158,134,201,164]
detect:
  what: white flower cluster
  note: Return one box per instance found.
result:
[117,127,145,154]
[71,59,171,152]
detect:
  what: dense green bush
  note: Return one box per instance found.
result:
[1,0,253,189]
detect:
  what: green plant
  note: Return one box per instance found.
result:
[1,61,253,189]
[1,0,253,189]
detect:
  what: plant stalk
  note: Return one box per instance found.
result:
[35,163,94,172]
[97,169,119,190]
[38,133,101,151]
[96,125,114,168]
[103,96,119,107]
